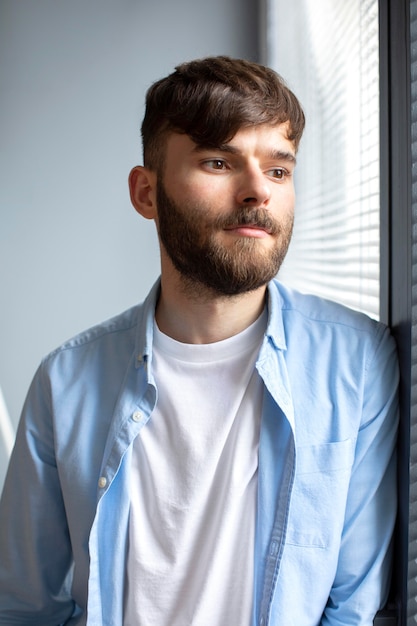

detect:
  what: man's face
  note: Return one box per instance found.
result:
[155,123,296,296]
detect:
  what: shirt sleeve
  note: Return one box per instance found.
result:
[321,324,399,625]
[0,362,76,625]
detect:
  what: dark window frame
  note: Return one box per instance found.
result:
[379,0,412,624]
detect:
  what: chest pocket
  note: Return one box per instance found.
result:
[286,438,356,549]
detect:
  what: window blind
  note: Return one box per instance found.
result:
[266,0,380,319]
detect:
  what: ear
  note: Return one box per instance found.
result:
[128,166,157,220]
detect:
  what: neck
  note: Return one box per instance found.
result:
[155,270,268,344]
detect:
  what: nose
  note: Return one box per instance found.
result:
[235,166,271,206]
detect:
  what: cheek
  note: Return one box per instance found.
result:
[163,179,206,209]
[287,191,296,214]
[272,186,295,216]
[282,181,296,203]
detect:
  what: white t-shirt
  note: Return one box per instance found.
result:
[124,311,266,626]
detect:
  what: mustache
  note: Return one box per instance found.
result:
[214,208,281,235]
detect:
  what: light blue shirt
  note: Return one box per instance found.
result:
[0,279,399,626]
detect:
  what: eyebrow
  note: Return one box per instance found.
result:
[193,143,297,164]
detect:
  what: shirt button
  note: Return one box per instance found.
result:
[98,476,107,489]
[132,410,143,422]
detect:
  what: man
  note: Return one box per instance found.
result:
[0,56,398,625]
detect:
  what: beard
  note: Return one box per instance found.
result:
[156,177,293,297]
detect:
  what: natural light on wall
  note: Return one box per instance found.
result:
[267,0,380,319]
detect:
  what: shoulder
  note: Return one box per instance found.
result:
[43,280,161,366]
[36,279,161,385]
[30,301,149,404]
[268,279,396,369]
[269,279,383,336]
[37,296,152,390]
[45,304,141,360]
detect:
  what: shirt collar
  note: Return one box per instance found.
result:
[135,278,161,368]
[265,279,287,351]
[134,277,288,367]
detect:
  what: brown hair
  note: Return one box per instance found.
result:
[141,56,305,170]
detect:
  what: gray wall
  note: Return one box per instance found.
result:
[0,0,258,485]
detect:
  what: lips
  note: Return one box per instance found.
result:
[219,208,278,236]
[224,224,272,238]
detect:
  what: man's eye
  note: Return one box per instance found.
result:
[205,159,227,170]
[269,168,287,179]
